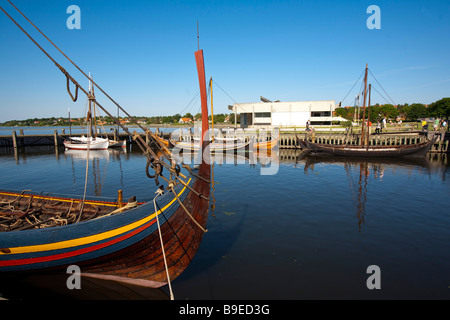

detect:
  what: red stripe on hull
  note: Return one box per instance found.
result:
[0,219,156,268]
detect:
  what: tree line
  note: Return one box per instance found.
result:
[335,98,450,123]
[0,113,233,127]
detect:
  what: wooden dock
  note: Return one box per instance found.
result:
[0,129,449,154]
[0,130,136,148]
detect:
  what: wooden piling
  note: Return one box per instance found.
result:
[12,130,17,149]
[118,190,123,208]
[53,130,58,148]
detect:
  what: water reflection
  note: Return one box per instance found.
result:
[1,146,450,299]
[300,153,448,231]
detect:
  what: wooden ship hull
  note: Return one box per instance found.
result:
[108,139,126,148]
[0,44,212,290]
[154,134,169,147]
[253,138,278,150]
[297,64,436,158]
[0,162,210,287]
[298,137,435,157]
[170,139,251,153]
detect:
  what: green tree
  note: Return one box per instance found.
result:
[429,98,450,118]
[334,107,351,120]
[407,103,428,121]
[183,113,193,120]
[378,104,399,119]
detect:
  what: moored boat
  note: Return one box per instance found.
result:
[0,2,212,293]
[298,64,436,158]
[298,137,435,157]
[170,138,250,153]
[64,136,110,150]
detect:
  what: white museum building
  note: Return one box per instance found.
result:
[229,96,346,128]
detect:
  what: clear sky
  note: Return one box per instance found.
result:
[0,0,449,122]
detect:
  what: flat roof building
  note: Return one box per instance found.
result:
[229,97,344,128]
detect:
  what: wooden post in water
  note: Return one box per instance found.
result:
[118,190,123,208]
[53,130,58,148]
[12,130,17,149]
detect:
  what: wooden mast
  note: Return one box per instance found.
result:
[90,74,98,138]
[361,64,368,146]
[366,83,371,146]
[87,73,93,138]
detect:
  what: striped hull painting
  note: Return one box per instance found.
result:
[0,163,211,286]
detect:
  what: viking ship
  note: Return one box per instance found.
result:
[298,64,436,157]
[170,137,250,153]
[0,1,211,296]
[297,137,435,157]
[253,130,279,151]
[253,139,278,150]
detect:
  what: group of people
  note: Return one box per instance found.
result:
[432,118,447,131]
[374,117,387,134]
[305,116,447,135]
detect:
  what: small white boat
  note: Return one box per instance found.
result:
[108,139,126,148]
[64,136,109,150]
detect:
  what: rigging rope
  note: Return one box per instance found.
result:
[1,1,212,229]
[169,183,207,233]
[211,79,239,104]
[371,85,394,106]
[339,69,365,107]
[3,0,173,164]
[76,117,91,223]
[368,68,396,105]
[153,188,174,300]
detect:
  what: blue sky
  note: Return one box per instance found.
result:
[0,0,449,122]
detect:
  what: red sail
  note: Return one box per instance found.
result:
[194,49,210,155]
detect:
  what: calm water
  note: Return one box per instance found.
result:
[1,143,450,299]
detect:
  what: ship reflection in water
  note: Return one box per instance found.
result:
[0,147,449,299]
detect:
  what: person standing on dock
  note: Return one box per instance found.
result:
[382,117,387,133]
[434,118,440,131]
[375,121,381,134]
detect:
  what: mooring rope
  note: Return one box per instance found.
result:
[76,122,91,223]
[153,188,174,300]
[1,1,212,230]
[169,183,207,233]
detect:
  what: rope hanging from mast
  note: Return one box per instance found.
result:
[0,1,212,208]
[0,2,178,181]
[2,0,173,162]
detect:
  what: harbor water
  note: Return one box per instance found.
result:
[0,132,449,299]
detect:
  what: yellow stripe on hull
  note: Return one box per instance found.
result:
[0,179,191,255]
